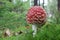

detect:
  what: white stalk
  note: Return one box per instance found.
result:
[32,24,37,37]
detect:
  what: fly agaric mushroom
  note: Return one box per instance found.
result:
[26,6,46,37]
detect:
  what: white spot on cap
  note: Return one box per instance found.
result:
[42,14,44,17]
[37,12,41,15]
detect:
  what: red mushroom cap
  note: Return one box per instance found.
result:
[26,6,46,24]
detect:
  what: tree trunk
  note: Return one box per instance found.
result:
[34,0,38,6]
[43,0,44,8]
[58,0,60,11]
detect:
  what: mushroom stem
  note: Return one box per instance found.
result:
[32,24,37,37]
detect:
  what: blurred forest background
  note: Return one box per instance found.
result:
[0,0,60,40]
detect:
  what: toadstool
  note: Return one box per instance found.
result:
[26,6,46,37]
